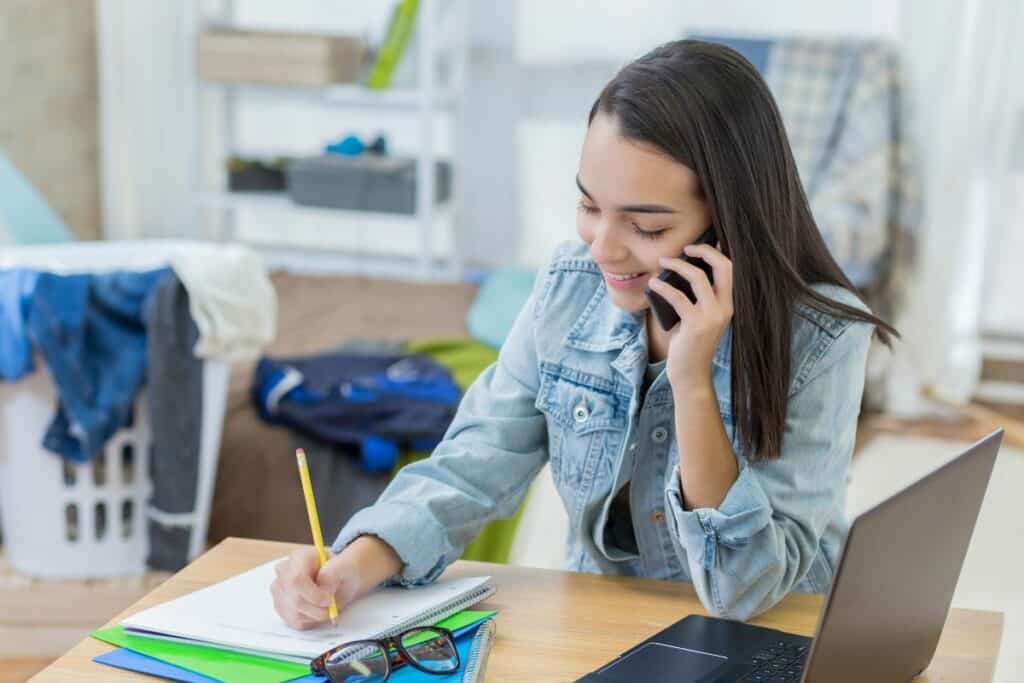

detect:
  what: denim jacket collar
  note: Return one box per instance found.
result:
[565,284,641,353]
[564,280,732,377]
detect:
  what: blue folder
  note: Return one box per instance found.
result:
[94,648,222,683]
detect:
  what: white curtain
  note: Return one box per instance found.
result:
[887,0,1024,413]
[978,17,1024,335]
[95,0,199,240]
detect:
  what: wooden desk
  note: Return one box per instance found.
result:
[35,538,1004,682]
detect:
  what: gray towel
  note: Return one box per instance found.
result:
[144,272,203,571]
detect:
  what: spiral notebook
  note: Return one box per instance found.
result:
[461,618,497,683]
[121,558,495,664]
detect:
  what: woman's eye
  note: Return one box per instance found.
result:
[632,223,667,239]
[577,202,599,215]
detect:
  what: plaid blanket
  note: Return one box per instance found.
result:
[692,36,920,307]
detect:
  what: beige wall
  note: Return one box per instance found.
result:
[0,0,101,240]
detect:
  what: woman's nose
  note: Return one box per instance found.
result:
[589,224,627,263]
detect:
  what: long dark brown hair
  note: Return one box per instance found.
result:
[589,39,898,462]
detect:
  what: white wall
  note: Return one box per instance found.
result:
[516,0,900,66]
[978,22,1024,337]
[512,0,901,267]
[982,176,1024,334]
[97,0,199,240]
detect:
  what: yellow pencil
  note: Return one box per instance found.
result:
[295,448,339,623]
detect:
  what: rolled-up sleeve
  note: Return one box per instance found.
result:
[664,320,874,620]
[333,261,554,586]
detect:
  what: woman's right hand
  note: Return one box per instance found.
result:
[271,536,403,630]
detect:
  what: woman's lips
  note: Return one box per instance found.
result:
[603,271,649,291]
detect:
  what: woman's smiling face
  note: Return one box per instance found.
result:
[576,112,712,312]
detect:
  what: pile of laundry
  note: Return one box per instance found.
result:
[0,242,275,569]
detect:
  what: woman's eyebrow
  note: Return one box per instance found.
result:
[575,175,678,214]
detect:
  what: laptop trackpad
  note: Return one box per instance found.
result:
[597,642,727,682]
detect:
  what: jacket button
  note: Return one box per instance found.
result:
[651,426,668,443]
[573,404,589,422]
[651,511,666,524]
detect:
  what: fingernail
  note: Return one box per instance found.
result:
[658,257,670,264]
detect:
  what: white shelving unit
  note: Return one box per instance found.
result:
[191,0,469,281]
[203,82,460,109]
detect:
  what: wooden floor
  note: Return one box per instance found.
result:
[856,411,1012,453]
[0,554,168,683]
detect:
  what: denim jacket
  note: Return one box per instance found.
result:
[335,241,874,620]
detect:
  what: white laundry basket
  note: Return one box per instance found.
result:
[0,242,233,579]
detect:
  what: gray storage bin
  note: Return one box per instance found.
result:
[285,155,451,214]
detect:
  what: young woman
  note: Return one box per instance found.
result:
[271,39,896,626]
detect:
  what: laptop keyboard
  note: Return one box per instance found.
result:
[733,640,809,682]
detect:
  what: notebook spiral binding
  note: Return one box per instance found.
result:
[462,619,496,682]
[379,581,496,641]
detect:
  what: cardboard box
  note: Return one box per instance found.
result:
[198,29,368,87]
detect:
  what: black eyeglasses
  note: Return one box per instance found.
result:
[311,626,460,683]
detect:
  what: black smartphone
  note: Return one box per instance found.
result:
[644,226,717,331]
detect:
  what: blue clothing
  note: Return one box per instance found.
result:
[342,356,461,405]
[254,352,461,472]
[335,241,874,621]
[0,269,39,380]
[25,268,170,462]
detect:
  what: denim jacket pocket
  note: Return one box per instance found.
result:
[535,363,626,502]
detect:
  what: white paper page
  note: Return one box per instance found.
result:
[122,559,494,660]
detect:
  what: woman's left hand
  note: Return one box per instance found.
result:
[647,244,734,388]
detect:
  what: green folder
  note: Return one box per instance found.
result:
[366,0,419,90]
[92,609,496,683]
